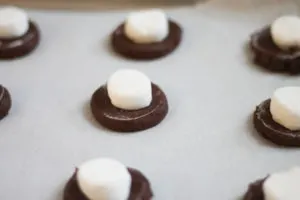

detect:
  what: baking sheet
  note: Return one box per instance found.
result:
[0,0,196,10]
[0,1,300,199]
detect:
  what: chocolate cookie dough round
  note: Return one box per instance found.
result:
[0,7,41,59]
[0,21,40,59]
[64,168,153,200]
[64,158,154,200]
[0,85,12,120]
[254,99,300,146]
[250,16,300,74]
[244,178,266,200]
[90,83,168,132]
[111,20,182,60]
[250,27,300,74]
[244,167,300,200]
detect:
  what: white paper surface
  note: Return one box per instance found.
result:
[0,1,300,200]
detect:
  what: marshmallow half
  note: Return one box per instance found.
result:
[77,158,131,200]
[107,69,152,110]
[270,86,300,130]
[263,167,300,200]
[271,15,300,50]
[124,9,169,44]
[0,6,29,38]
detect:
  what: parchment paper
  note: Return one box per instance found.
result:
[0,1,300,199]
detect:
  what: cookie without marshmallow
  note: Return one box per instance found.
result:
[0,85,11,120]
[111,9,182,60]
[250,16,300,74]
[0,7,40,59]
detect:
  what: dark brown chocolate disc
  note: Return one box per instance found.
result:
[253,99,300,146]
[0,21,40,59]
[63,168,153,200]
[0,85,12,120]
[111,20,182,60]
[90,83,168,132]
[250,26,300,74]
[244,178,266,200]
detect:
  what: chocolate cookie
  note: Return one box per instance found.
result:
[0,85,11,120]
[250,26,300,74]
[0,21,40,59]
[253,99,300,146]
[244,178,266,200]
[111,20,182,60]
[64,168,153,200]
[90,83,168,132]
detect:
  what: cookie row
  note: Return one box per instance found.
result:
[2,71,300,140]
[3,6,300,67]
[240,15,300,200]
[66,157,300,200]
[0,7,182,60]
[0,68,168,132]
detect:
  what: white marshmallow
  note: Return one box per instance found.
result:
[0,6,29,38]
[263,167,300,200]
[77,158,131,200]
[124,9,169,44]
[270,86,300,130]
[271,15,300,50]
[107,69,152,110]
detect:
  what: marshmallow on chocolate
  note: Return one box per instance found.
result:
[107,69,152,110]
[263,167,300,200]
[270,86,300,131]
[271,15,300,50]
[124,9,169,44]
[0,6,29,38]
[77,158,131,200]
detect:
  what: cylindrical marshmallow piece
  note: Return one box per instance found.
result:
[270,86,300,131]
[0,6,29,38]
[77,158,131,200]
[263,167,300,200]
[271,15,300,50]
[107,69,152,110]
[124,9,169,44]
